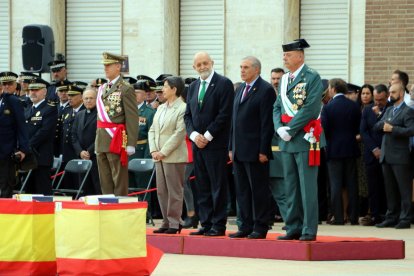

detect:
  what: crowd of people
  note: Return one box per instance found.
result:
[1,38,414,242]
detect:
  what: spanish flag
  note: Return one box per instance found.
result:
[55,201,163,275]
[0,199,56,275]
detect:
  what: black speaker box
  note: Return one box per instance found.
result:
[22,24,55,72]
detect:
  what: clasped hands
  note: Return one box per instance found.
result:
[277,126,292,141]
[195,134,209,149]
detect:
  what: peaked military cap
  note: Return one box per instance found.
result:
[133,80,151,92]
[0,71,18,83]
[136,75,157,90]
[156,74,173,82]
[95,78,107,87]
[48,60,66,72]
[282,39,310,52]
[72,81,88,91]
[155,74,173,90]
[185,77,197,86]
[55,80,72,92]
[28,78,50,90]
[67,85,84,95]
[124,76,137,84]
[346,83,361,94]
[19,72,38,83]
[102,52,126,65]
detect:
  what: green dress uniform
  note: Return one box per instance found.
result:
[269,134,288,221]
[273,64,324,238]
[128,103,155,190]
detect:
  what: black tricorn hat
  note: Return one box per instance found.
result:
[282,39,310,52]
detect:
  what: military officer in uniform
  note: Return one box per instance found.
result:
[53,81,72,157]
[96,52,139,196]
[273,39,324,241]
[0,72,30,197]
[137,75,158,109]
[47,60,70,104]
[91,78,107,92]
[25,78,58,195]
[18,72,37,107]
[131,80,155,158]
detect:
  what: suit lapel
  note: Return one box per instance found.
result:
[200,74,217,109]
[240,77,261,104]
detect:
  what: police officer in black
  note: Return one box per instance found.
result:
[0,72,30,197]
[25,78,58,195]
[54,80,72,157]
[46,60,70,104]
[18,72,38,108]
[60,85,85,190]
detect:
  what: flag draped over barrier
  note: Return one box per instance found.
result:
[0,199,56,275]
[55,201,163,275]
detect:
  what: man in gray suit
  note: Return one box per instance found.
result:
[374,83,414,229]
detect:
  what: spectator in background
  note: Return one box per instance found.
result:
[389,69,414,107]
[360,84,389,226]
[270,67,285,95]
[374,83,414,229]
[72,88,101,195]
[322,78,361,225]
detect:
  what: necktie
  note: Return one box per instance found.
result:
[241,84,251,102]
[198,80,207,107]
[392,106,399,116]
[288,73,295,84]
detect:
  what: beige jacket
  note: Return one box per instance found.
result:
[148,97,187,163]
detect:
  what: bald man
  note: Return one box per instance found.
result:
[184,51,234,236]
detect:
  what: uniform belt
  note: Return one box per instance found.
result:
[272,146,280,152]
[136,139,148,145]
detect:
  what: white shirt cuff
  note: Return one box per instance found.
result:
[190,131,200,142]
[204,131,213,141]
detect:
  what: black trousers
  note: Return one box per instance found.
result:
[193,148,228,232]
[365,160,386,220]
[327,158,359,223]
[233,158,273,234]
[382,161,412,223]
[0,158,16,198]
[27,166,52,195]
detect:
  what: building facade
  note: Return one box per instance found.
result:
[1,0,410,87]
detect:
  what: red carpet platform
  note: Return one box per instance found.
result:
[146,229,405,261]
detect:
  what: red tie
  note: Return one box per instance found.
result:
[241,84,251,102]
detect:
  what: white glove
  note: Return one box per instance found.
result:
[126,146,135,156]
[277,126,292,142]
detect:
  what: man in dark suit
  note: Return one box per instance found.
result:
[0,72,30,197]
[25,78,58,195]
[229,56,275,239]
[374,83,414,229]
[360,84,389,225]
[321,78,361,225]
[72,89,101,195]
[273,39,324,241]
[184,52,233,236]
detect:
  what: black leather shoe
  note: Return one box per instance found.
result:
[228,231,251,238]
[395,221,411,229]
[182,215,199,229]
[164,225,182,234]
[189,228,210,235]
[376,220,397,228]
[299,234,316,241]
[204,229,225,237]
[277,233,301,240]
[247,232,267,239]
[153,227,168,234]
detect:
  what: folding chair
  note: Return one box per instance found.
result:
[16,169,32,194]
[53,159,92,200]
[51,156,63,188]
[128,158,156,225]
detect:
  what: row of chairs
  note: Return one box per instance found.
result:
[17,157,155,201]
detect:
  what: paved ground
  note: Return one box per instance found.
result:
[151,219,414,276]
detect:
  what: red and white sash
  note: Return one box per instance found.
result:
[97,84,116,137]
